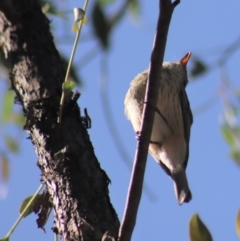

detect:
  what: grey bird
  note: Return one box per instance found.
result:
[124,53,193,205]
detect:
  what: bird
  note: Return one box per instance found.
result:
[124,53,193,205]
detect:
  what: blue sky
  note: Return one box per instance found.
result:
[1,0,240,240]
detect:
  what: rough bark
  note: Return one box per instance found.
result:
[0,0,120,240]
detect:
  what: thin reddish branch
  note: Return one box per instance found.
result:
[118,1,180,241]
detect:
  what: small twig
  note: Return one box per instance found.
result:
[99,54,157,201]
[118,1,179,241]
[3,184,44,240]
[57,0,89,123]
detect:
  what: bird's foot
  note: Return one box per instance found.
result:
[135,131,162,145]
[135,131,141,140]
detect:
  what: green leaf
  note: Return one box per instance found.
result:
[190,57,208,78]
[189,214,213,241]
[128,0,140,17]
[19,194,41,218]
[0,237,10,241]
[72,23,79,33]
[41,1,66,19]
[98,0,116,5]
[236,209,240,237]
[0,155,9,182]
[91,2,110,49]
[41,2,57,15]
[221,125,235,146]
[62,80,75,96]
[11,113,26,127]
[2,90,15,123]
[230,150,240,166]
[4,136,19,154]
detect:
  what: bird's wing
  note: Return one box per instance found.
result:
[179,87,193,169]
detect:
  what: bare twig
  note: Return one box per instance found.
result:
[99,55,157,201]
[118,1,179,241]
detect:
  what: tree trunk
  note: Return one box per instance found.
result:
[0,0,120,240]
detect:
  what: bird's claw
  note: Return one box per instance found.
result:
[135,131,141,140]
[135,131,162,146]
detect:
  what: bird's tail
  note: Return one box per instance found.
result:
[171,169,192,205]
